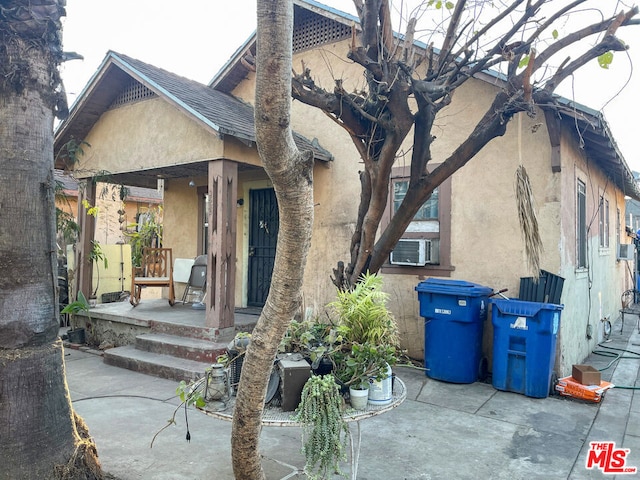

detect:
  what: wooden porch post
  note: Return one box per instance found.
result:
[75,179,96,301]
[206,160,238,330]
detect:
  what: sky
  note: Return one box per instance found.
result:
[59,0,640,170]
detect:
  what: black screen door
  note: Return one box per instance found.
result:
[248,188,279,306]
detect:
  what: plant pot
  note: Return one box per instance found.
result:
[349,386,369,410]
[67,327,86,344]
[312,356,333,376]
[368,363,393,406]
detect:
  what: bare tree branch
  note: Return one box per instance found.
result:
[438,0,468,70]
[531,6,639,74]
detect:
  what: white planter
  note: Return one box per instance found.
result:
[349,387,369,410]
[368,363,393,406]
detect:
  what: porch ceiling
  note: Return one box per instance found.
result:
[100,160,261,190]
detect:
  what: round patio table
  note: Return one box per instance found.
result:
[199,377,406,479]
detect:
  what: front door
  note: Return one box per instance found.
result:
[248,188,279,306]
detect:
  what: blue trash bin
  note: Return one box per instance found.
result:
[416,278,493,383]
[490,298,563,398]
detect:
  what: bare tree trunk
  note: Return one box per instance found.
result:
[0,2,102,478]
[231,0,314,478]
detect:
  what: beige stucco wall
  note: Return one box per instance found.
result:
[261,38,566,361]
[231,39,363,316]
[556,129,630,375]
[230,38,564,362]
[76,98,224,177]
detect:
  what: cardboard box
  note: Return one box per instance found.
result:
[572,364,601,385]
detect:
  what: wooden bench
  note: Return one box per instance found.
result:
[130,247,175,307]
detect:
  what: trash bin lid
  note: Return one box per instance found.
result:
[415,278,493,297]
[489,297,564,315]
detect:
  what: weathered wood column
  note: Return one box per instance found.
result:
[206,160,238,331]
[75,179,96,301]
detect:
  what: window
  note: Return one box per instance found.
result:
[393,181,438,220]
[599,196,609,248]
[577,180,587,268]
[382,166,452,276]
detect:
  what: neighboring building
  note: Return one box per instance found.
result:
[624,171,640,289]
[55,169,163,247]
[54,169,163,301]
[54,0,639,376]
[626,172,640,232]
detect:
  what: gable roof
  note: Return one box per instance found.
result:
[54,50,333,171]
[209,0,358,92]
[209,0,639,200]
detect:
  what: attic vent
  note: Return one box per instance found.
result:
[293,13,351,52]
[109,81,157,109]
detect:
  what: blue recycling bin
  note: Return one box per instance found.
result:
[416,278,493,383]
[490,298,563,398]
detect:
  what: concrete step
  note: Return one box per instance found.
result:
[103,345,210,383]
[148,320,220,341]
[135,333,227,363]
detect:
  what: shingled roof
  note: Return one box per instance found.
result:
[54,51,333,169]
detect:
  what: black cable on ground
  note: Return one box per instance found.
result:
[591,342,640,390]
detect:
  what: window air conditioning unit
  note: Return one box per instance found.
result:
[390,239,439,266]
[617,243,635,261]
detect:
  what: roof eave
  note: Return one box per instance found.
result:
[108,52,225,137]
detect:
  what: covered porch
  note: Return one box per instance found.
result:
[53,51,332,342]
[72,158,253,339]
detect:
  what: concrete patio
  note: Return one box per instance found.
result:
[62,313,640,479]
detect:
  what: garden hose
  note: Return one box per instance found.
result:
[591,343,640,390]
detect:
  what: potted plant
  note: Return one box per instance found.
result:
[279,273,400,406]
[293,374,349,479]
[328,272,400,347]
[329,273,400,404]
[278,318,338,375]
[334,341,398,409]
[61,290,91,344]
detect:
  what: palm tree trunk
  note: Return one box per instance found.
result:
[0,2,102,478]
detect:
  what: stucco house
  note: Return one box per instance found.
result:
[54,0,639,377]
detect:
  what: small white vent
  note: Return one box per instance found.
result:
[390,239,439,266]
[617,243,635,261]
[109,80,157,109]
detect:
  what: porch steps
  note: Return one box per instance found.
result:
[103,333,228,383]
[136,333,225,363]
[104,346,209,383]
